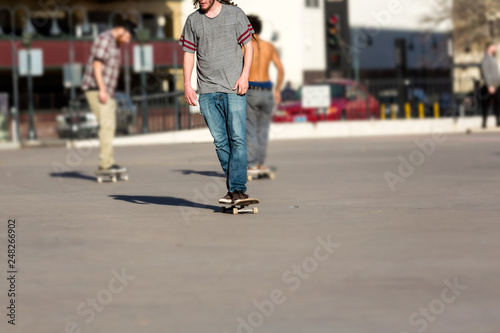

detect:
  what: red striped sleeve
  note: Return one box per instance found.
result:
[183,39,197,48]
[180,35,197,50]
[238,28,253,43]
[183,44,196,51]
[239,32,252,44]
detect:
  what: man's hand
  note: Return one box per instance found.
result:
[489,86,496,95]
[99,89,108,104]
[233,75,249,95]
[185,85,198,106]
[274,90,281,106]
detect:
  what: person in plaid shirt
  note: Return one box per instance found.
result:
[82,21,135,171]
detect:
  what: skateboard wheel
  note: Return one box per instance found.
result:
[97,177,102,183]
[253,207,258,214]
[247,175,253,181]
[232,208,238,215]
[269,173,276,180]
[111,176,117,183]
[221,207,226,213]
[123,175,129,181]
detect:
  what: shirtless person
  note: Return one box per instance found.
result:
[246,15,284,174]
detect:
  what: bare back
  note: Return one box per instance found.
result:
[248,38,278,82]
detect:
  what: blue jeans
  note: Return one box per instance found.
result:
[199,93,247,193]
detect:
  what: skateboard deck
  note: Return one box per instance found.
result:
[247,166,277,181]
[95,169,129,183]
[220,198,260,215]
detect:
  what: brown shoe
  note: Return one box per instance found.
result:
[232,190,249,204]
[219,192,233,204]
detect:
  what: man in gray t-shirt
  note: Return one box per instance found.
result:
[180,0,255,205]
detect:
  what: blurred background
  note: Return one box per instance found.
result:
[2,2,500,332]
[0,0,495,144]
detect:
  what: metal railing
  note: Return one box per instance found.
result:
[362,77,479,120]
[1,90,207,141]
[273,77,482,123]
[131,91,206,134]
[5,77,487,141]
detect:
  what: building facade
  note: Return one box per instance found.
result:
[451,0,500,93]
[0,0,185,112]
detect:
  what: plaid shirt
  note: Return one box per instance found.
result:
[81,30,121,96]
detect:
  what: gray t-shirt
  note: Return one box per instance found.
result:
[180,4,255,94]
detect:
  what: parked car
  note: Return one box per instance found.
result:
[274,79,380,122]
[56,92,137,138]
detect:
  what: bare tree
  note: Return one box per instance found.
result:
[421,0,495,53]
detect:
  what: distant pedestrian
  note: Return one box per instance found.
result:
[81,21,135,171]
[246,14,284,174]
[281,81,296,103]
[479,41,500,128]
[181,0,255,205]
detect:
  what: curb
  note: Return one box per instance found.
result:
[3,116,499,150]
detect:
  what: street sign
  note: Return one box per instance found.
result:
[302,85,331,108]
[63,64,83,88]
[133,45,154,73]
[0,93,9,141]
[18,49,44,77]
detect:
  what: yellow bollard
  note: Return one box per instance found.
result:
[380,104,386,120]
[434,103,440,118]
[405,103,411,119]
[419,103,424,119]
[391,104,397,119]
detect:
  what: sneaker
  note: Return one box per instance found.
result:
[219,192,233,204]
[232,190,249,204]
[99,164,127,172]
[109,164,127,171]
[247,167,260,175]
[259,165,270,172]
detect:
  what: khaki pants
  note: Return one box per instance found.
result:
[85,91,116,169]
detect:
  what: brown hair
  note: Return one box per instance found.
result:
[192,0,237,8]
[248,15,262,35]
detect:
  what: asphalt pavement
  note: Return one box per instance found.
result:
[1,132,499,333]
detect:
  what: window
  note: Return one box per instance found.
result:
[330,84,346,99]
[306,0,319,8]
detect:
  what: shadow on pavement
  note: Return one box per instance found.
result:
[109,195,219,212]
[50,171,96,182]
[175,169,225,178]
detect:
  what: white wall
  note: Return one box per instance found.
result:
[301,1,327,76]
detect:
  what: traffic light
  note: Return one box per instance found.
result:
[327,14,341,50]
[324,0,350,78]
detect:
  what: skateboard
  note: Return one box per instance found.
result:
[95,169,129,183]
[220,198,260,215]
[247,167,277,181]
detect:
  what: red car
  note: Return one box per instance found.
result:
[274,79,380,122]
